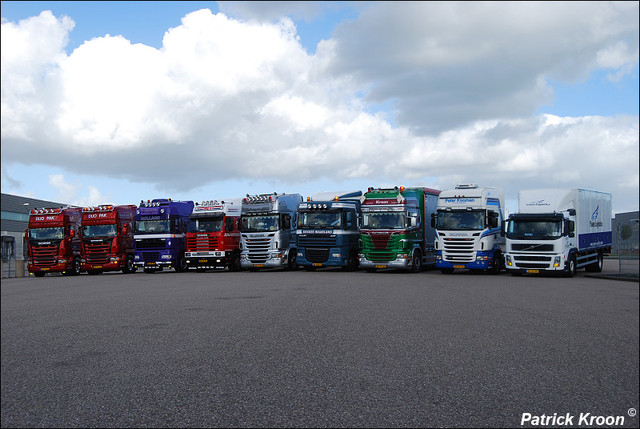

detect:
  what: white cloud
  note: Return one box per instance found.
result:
[1,4,638,213]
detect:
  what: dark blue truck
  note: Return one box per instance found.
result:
[134,198,194,273]
[295,191,363,271]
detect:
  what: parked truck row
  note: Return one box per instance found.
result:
[25,185,613,278]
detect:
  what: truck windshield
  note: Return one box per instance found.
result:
[362,212,406,229]
[188,217,223,233]
[436,211,484,230]
[507,220,562,240]
[298,211,342,229]
[135,220,170,234]
[28,227,64,240]
[241,215,279,232]
[82,224,117,238]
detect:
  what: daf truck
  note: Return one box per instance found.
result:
[296,191,363,271]
[134,198,194,273]
[185,199,242,271]
[240,192,302,270]
[359,186,440,272]
[25,207,83,277]
[432,184,505,274]
[503,188,612,277]
[80,204,137,274]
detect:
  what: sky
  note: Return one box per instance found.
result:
[1,1,638,215]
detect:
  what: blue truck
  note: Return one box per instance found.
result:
[134,198,194,273]
[296,191,363,271]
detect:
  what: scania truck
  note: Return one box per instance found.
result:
[432,184,505,274]
[26,207,83,277]
[296,191,363,271]
[240,192,302,270]
[134,198,194,273]
[359,186,440,272]
[503,188,612,277]
[80,204,137,274]
[185,199,242,271]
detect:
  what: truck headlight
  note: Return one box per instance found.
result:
[161,254,172,259]
[505,255,512,266]
[553,256,561,267]
[332,253,341,258]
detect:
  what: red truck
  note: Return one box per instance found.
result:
[26,207,83,277]
[185,199,243,271]
[80,204,137,274]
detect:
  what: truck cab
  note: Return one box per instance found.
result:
[134,199,194,273]
[185,199,242,271]
[240,193,302,270]
[25,207,83,277]
[295,191,363,271]
[80,204,136,274]
[433,184,504,274]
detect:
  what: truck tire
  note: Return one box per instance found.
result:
[175,256,187,272]
[565,254,577,278]
[287,250,298,271]
[64,258,81,276]
[489,252,502,275]
[122,254,135,274]
[411,250,423,273]
[228,253,241,272]
[585,252,603,273]
[343,251,358,271]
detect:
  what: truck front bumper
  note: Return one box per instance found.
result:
[185,251,228,269]
[504,253,564,274]
[358,254,411,270]
[297,248,350,268]
[436,250,496,270]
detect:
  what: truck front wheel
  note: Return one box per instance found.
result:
[565,255,577,278]
[411,250,423,273]
[123,254,135,274]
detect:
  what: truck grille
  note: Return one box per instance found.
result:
[513,255,552,269]
[135,238,165,249]
[187,236,219,251]
[141,252,160,262]
[511,244,554,252]
[85,243,110,264]
[442,238,475,262]
[306,248,329,263]
[245,237,270,263]
[31,245,58,267]
[298,236,337,247]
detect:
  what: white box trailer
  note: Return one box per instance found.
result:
[503,188,612,276]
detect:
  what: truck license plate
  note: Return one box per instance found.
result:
[254,264,264,268]
[41,268,50,271]
[147,262,156,266]
[376,265,387,269]
[527,269,540,274]
[199,259,208,263]
[454,265,465,269]
[94,265,102,269]
[313,263,322,267]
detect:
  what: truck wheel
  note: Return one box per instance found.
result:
[123,254,135,274]
[489,253,502,275]
[228,253,241,272]
[175,256,187,272]
[64,258,81,276]
[585,252,603,273]
[343,252,358,271]
[565,255,577,278]
[287,250,298,271]
[411,250,423,273]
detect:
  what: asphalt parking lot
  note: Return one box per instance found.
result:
[2,262,638,428]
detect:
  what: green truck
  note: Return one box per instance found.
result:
[359,186,440,272]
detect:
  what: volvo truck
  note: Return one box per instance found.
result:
[240,192,302,270]
[80,204,137,274]
[296,191,363,271]
[26,207,83,277]
[503,188,612,277]
[432,184,505,274]
[359,186,440,272]
[134,198,194,273]
[185,199,242,271]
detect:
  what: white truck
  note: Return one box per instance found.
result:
[240,192,303,270]
[432,184,505,274]
[503,188,612,277]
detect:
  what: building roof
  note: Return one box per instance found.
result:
[1,193,71,233]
